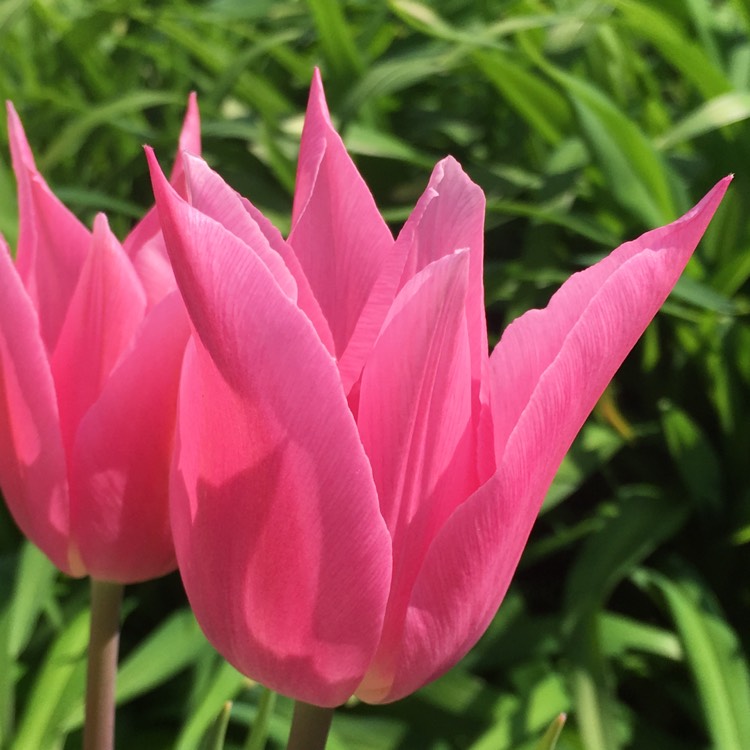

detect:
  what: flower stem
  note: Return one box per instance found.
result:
[83,579,123,750]
[285,701,334,750]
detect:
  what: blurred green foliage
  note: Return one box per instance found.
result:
[0,0,749,748]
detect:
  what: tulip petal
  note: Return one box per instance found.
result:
[180,153,299,301]
[71,292,189,582]
[7,103,90,352]
[359,249,475,539]
[490,176,732,472]
[358,176,732,703]
[329,160,483,405]
[239,194,335,356]
[151,150,392,706]
[179,152,335,352]
[51,214,146,460]
[356,473,525,703]
[393,157,494,478]
[288,69,394,390]
[396,157,487,373]
[358,250,480,694]
[124,93,201,306]
[0,235,73,574]
[170,91,201,193]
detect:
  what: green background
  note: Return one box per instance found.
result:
[0,1,749,748]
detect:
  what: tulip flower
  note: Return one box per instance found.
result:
[148,71,730,714]
[0,98,198,583]
[0,97,200,750]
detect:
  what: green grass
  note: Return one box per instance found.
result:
[0,1,749,748]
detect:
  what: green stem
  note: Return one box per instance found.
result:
[245,687,277,750]
[285,701,334,750]
[83,579,123,750]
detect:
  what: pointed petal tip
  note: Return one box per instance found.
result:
[678,174,733,229]
[92,212,111,234]
[6,101,36,171]
[712,173,733,195]
[178,92,201,157]
[145,146,168,188]
[145,147,181,217]
[185,91,199,127]
[307,67,331,124]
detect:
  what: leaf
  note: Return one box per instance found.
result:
[634,567,750,750]
[306,0,363,79]
[11,610,88,750]
[564,489,687,625]
[40,91,183,171]
[658,92,750,148]
[474,50,572,145]
[660,402,722,509]
[535,713,566,750]
[175,661,249,750]
[615,0,732,99]
[543,66,675,225]
[199,701,233,750]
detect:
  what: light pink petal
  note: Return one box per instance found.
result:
[179,151,334,354]
[122,231,175,310]
[393,157,494,478]
[0,235,75,575]
[123,92,201,305]
[490,177,732,470]
[170,91,201,192]
[70,292,189,583]
[7,102,90,352]
[181,152,336,352]
[396,158,486,334]
[151,150,392,706]
[357,176,732,703]
[288,69,394,391]
[181,153,299,301]
[357,250,479,691]
[240,194,335,355]
[51,214,146,460]
[357,473,527,703]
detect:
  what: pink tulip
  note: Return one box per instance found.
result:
[148,71,730,706]
[0,98,199,582]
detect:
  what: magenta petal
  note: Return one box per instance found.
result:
[359,249,475,539]
[288,70,394,389]
[177,150,334,352]
[393,157,494,478]
[152,149,392,705]
[180,153,299,301]
[51,214,146,459]
[239,195,335,355]
[357,473,526,703]
[180,151,335,351]
[490,177,731,476]
[396,158,487,347]
[357,250,480,697]
[124,93,202,304]
[7,103,90,352]
[0,236,73,574]
[358,176,732,703]
[170,91,201,192]
[70,292,189,582]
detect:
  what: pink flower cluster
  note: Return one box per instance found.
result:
[0,72,730,706]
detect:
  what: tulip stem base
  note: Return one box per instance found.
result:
[83,579,123,750]
[286,701,334,750]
